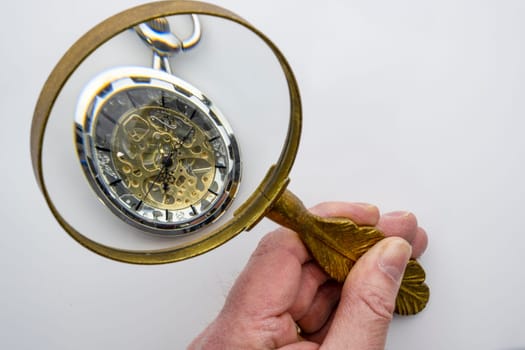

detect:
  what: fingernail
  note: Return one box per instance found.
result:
[378,239,412,283]
[354,202,378,211]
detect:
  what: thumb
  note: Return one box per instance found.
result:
[322,237,411,350]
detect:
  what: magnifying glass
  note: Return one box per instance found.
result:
[30,0,429,315]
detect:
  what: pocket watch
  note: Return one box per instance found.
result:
[74,16,241,235]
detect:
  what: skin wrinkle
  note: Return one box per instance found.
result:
[258,313,298,349]
[349,282,396,322]
[198,313,292,350]
[324,288,391,350]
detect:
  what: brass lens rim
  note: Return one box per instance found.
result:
[30,0,302,264]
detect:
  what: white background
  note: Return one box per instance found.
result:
[2,0,525,349]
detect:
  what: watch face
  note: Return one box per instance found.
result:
[75,67,241,234]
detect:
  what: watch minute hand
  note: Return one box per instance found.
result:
[140,152,173,207]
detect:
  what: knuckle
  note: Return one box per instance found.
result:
[352,283,395,321]
[252,228,297,258]
[252,230,281,257]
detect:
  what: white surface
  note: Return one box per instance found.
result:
[2,0,525,349]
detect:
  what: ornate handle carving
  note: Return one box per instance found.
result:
[267,190,429,315]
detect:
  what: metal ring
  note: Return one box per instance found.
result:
[181,14,202,49]
[30,0,302,264]
[135,14,201,56]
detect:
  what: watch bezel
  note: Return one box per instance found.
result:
[75,66,241,235]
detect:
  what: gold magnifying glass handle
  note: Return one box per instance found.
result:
[266,190,429,315]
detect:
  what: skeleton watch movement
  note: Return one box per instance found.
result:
[74,16,241,234]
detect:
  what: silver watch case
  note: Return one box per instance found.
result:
[75,67,241,235]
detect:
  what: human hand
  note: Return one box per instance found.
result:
[189,202,428,349]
